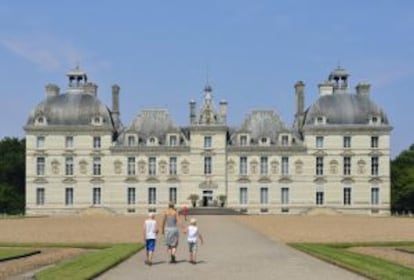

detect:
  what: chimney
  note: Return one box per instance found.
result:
[356,82,370,97]
[84,82,98,97]
[318,81,334,96]
[112,84,120,128]
[45,83,60,98]
[294,81,305,116]
[219,100,228,124]
[189,100,196,124]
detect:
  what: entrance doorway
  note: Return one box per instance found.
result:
[202,190,213,207]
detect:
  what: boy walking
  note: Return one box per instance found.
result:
[143,212,158,265]
[186,218,204,264]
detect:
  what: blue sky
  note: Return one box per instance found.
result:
[1,1,413,158]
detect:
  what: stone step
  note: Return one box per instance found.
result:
[179,207,245,216]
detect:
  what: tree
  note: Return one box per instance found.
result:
[187,194,199,208]
[0,137,25,214]
[217,194,227,207]
[391,144,414,213]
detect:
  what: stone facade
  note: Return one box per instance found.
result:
[24,66,392,215]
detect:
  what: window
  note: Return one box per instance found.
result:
[316,191,324,205]
[239,187,248,205]
[239,156,247,175]
[65,188,73,206]
[204,136,212,148]
[148,187,156,205]
[260,187,268,204]
[93,136,101,149]
[36,157,45,176]
[93,187,101,205]
[65,136,73,148]
[204,156,212,175]
[371,157,379,176]
[343,136,351,148]
[343,187,351,205]
[281,157,289,175]
[316,116,324,124]
[343,157,351,176]
[93,157,101,176]
[371,136,379,148]
[169,135,177,146]
[65,157,74,176]
[316,136,324,149]
[260,156,268,175]
[169,157,177,175]
[316,157,324,176]
[36,188,45,205]
[127,187,136,205]
[260,137,268,145]
[281,135,289,146]
[371,187,379,205]
[36,136,45,148]
[127,157,136,176]
[149,137,157,145]
[240,135,247,146]
[281,187,289,204]
[148,157,156,176]
[169,187,177,204]
[127,136,135,147]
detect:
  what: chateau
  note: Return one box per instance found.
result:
[24,66,392,215]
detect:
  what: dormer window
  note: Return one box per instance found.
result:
[259,137,270,146]
[239,135,248,146]
[127,135,136,147]
[370,116,381,125]
[281,135,289,146]
[315,116,326,125]
[147,137,158,146]
[169,135,178,147]
[35,116,47,126]
[92,116,102,125]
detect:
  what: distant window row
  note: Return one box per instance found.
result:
[36,136,102,149]
[315,156,379,176]
[315,136,380,149]
[237,134,292,146]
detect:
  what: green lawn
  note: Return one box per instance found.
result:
[35,243,143,280]
[290,241,414,280]
[0,248,40,261]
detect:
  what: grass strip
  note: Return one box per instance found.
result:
[35,243,143,280]
[0,242,112,249]
[0,248,40,261]
[290,243,414,280]
[396,245,414,254]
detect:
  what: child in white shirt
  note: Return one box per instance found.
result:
[186,218,204,264]
[143,212,158,265]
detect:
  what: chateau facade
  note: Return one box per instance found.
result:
[24,66,392,215]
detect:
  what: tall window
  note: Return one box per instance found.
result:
[127,136,135,147]
[316,191,324,205]
[239,156,248,175]
[281,187,289,204]
[169,157,177,175]
[65,157,74,176]
[169,187,177,204]
[36,136,45,148]
[260,156,268,175]
[65,187,73,206]
[127,157,136,176]
[343,157,351,176]
[148,187,156,205]
[204,156,212,175]
[36,188,45,205]
[239,187,248,205]
[204,136,212,148]
[371,187,379,205]
[371,157,379,176]
[93,136,101,149]
[260,187,268,204]
[343,187,351,205]
[240,135,247,146]
[316,157,324,176]
[148,157,156,176]
[65,136,73,148]
[127,187,136,205]
[343,136,351,148]
[371,136,379,148]
[169,135,177,146]
[93,187,101,205]
[281,135,289,146]
[36,157,45,176]
[93,157,101,176]
[281,157,289,175]
[316,136,324,148]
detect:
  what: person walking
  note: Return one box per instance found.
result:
[143,212,158,266]
[182,205,188,221]
[185,218,204,264]
[161,202,181,263]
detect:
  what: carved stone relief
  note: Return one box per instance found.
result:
[181,159,190,175]
[271,160,279,175]
[79,160,87,174]
[114,160,122,175]
[357,159,366,174]
[329,160,338,175]
[295,160,303,175]
[138,160,147,175]
[51,159,60,175]
[250,160,258,175]
[159,160,167,175]
[227,159,235,174]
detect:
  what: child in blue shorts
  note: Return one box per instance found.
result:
[143,212,158,265]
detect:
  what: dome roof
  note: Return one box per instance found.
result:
[26,93,114,128]
[304,94,389,126]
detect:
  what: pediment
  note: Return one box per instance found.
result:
[199,180,218,189]
[369,177,383,184]
[341,177,355,184]
[313,176,327,184]
[62,177,77,184]
[33,178,48,184]
[166,176,180,183]
[278,176,292,183]
[237,176,251,183]
[124,177,139,183]
[146,176,160,183]
[90,177,105,184]
[258,176,271,183]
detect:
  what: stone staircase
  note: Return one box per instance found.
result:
[180,207,245,216]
